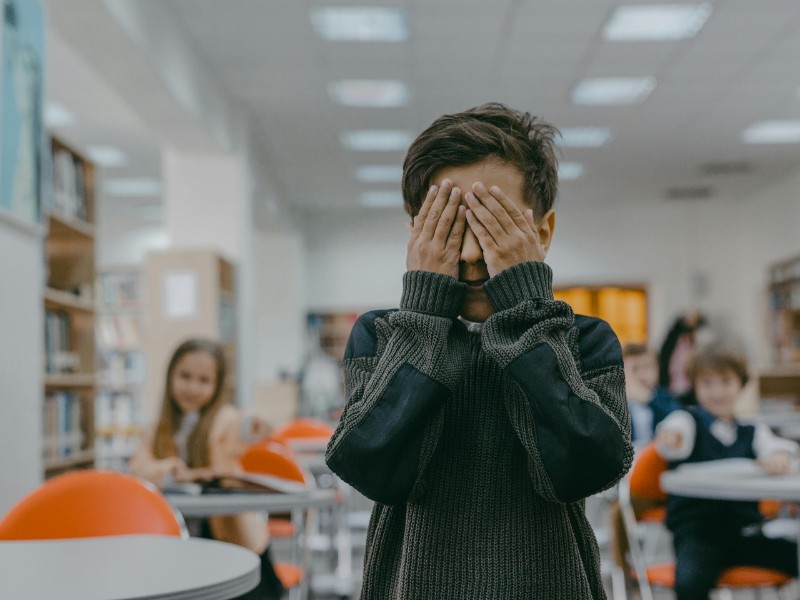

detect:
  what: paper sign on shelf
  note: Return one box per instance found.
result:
[163,271,198,319]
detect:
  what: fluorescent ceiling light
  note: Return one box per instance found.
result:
[328,80,409,107]
[341,130,412,151]
[741,121,800,144]
[571,77,656,105]
[103,178,162,197]
[311,7,409,42]
[604,4,712,41]
[558,127,612,148]
[360,191,404,207]
[558,162,585,181]
[86,146,127,167]
[356,165,404,183]
[44,103,76,127]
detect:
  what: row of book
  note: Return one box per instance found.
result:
[45,309,80,373]
[97,314,142,349]
[42,392,84,460]
[99,271,140,308]
[97,349,146,388]
[51,147,89,221]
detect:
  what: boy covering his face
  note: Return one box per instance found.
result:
[326,103,633,599]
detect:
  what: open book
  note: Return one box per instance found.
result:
[163,472,306,496]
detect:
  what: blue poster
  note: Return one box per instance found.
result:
[0,0,44,224]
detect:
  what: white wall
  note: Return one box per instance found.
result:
[0,218,44,512]
[252,230,306,381]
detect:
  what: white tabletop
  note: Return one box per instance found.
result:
[660,458,800,502]
[0,534,260,600]
[167,488,337,517]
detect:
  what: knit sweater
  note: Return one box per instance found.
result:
[326,262,633,600]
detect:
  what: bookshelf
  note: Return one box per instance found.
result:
[143,249,237,420]
[43,137,97,476]
[95,268,146,470]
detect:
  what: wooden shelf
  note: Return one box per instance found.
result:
[44,450,95,473]
[47,211,95,239]
[44,287,95,313]
[45,374,96,388]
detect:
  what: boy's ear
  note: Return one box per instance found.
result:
[536,209,556,255]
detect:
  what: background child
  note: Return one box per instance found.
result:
[655,343,798,600]
[326,103,633,599]
[623,343,681,445]
[130,338,284,600]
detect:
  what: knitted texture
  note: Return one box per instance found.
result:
[328,266,632,600]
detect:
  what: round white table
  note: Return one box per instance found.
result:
[0,534,260,600]
[661,459,800,578]
[166,488,337,518]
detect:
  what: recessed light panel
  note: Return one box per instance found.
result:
[341,130,413,151]
[558,127,612,148]
[572,77,657,105]
[86,146,127,167]
[741,121,800,144]
[360,191,404,207]
[311,7,409,42]
[328,80,409,107]
[103,178,162,197]
[558,162,585,181]
[356,165,404,183]
[604,4,712,41]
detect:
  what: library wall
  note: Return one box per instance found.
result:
[0,221,44,512]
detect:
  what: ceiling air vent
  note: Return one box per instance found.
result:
[665,186,714,200]
[698,161,752,176]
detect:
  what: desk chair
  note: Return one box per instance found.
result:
[272,418,333,449]
[241,441,313,600]
[619,442,793,600]
[0,470,186,540]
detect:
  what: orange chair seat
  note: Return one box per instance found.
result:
[636,563,791,589]
[267,518,296,538]
[639,507,666,522]
[275,563,303,588]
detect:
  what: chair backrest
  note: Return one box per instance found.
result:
[0,470,185,541]
[272,418,333,444]
[629,442,668,502]
[240,441,308,484]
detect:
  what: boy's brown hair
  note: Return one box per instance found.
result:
[402,103,560,219]
[686,344,749,386]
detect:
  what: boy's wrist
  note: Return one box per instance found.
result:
[401,270,466,318]
[483,261,553,312]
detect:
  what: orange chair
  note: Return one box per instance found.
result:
[241,442,313,600]
[272,418,333,450]
[0,470,186,541]
[619,442,793,600]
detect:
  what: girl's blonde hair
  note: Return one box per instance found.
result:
[152,338,228,467]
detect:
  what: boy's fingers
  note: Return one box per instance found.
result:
[421,180,452,238]
[490,185,530,232]
[465,191,503,242]
[465,208,497,251]
[433,187,462,242]
[413,185,439,234]
[472,182,515,234]
[446,205,467,251]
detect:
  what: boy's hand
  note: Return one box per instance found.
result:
[464,182,546,277]
[407,180,466,278]
[758,452,793,476]
[656,429,683,451]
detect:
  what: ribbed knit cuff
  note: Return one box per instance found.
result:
[483,261,553,311]
[400,271,466,318]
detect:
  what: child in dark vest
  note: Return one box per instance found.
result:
[655,344,799,600]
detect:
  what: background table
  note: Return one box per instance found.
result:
[166,488,337,518]
[0,534,260,600]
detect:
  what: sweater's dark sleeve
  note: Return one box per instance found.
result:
[325,271,467,505]
[481,261,634,504]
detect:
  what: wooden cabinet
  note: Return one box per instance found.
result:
[42,138,97,476]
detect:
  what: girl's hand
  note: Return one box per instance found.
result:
[173,464,217,483]
[758,452,792,476]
